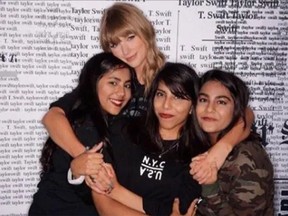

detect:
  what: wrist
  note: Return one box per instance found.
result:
[202,181,219,197]
[67,168,85,185]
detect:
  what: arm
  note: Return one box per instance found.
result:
[92,191,147,216]
[95,164,199,216]
[191,107,254,184]
[94,163,146,213]
[42,107,85,157]
[200,146,271,215]
[207,107,254,168]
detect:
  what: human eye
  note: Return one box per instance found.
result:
[198,97,207,103]
[155,90,164,97]
[124,82,131,89]
[109,43,117,49]
[108,81,118,86]
[173,95,181,100]
[217,99,227,105]
[127,34,135,41]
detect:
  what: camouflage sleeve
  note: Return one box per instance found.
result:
[199,143,273,216]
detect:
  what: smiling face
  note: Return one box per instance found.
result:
[97,67,132,115]
[153,81,192,140]
[196,80,235,144]
[109,34,148,76]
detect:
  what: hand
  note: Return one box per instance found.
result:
[190,152,218,185]
[71,142,104,178]
[86,163,115,195]
[171,198,198,216]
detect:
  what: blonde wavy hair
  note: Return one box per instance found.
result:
[100,3,165,94]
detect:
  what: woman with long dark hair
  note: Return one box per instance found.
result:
[29,52,134,215]
[90,62,208,216]
[193,70,274,215]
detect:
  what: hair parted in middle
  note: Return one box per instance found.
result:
[199,69,250,142]
[143,62,208,161]
[100,2,165,94]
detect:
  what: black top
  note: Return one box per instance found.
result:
[29,114,101,215]
[106,117,201,216]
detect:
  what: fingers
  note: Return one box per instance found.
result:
[85,176,106,194]
[171,198,180,215]
[190,159,218,185]
[85,163,115,195]
[186,198,198,216]
[88,142,104,153]
[102,163,115,178]
[191,152,208,162]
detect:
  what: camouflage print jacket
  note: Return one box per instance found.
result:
[197,136,274,216]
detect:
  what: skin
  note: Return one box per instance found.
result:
[190,107,253,184]
[70,67,132,190]
[97,67,132,115]
[110,34,148,84]
[90,81,194,215]
[154,81,192,140]
[194,80,236,186]
[42,32,149,193]
[196,81,234,144]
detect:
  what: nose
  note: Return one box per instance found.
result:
[120,43,129,55]
[206,101,215,113]
[116,85,125,97]
[163,97,172,109]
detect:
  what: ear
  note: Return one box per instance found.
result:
[189,106,193,115]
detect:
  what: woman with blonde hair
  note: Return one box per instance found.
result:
[100,2,165,94]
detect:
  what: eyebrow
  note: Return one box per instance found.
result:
[108,76,131,82]
[198,92,232,101]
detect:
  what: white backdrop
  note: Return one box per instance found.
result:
[0,0,287,215]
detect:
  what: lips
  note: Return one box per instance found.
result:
[201,116,217,121]
[110,98,124,107]
[159,113,174,119]
[125,54,136,63]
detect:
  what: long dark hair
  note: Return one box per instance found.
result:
[130,62,208,162]
[199,69,249,143]
[40,52,135,174]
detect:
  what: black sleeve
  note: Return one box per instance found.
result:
[143,198,173,216]
[178,169,201,215]
[49,89,79,115]
[142,169,201,216]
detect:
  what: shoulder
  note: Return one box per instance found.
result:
[222,138,273,181]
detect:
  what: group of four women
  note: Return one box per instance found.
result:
[29,2,274,216]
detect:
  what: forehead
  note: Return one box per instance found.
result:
[107,26,135,44]
[200,81,232,98]
[101,67,131,80]
[157,81,170,91]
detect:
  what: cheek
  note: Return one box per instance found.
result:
[221,108,234,125]
[153,98,161,112]
[126,89,132,99]
[111,49,122,58]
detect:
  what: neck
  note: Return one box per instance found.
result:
[159,128,179,140]
[209,133,219,145]
[135,64,145,85]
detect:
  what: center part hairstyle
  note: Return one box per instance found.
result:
[145,62,208,161]
[40,52,134,174]
[199,69,250,142]
[100,2,165,93]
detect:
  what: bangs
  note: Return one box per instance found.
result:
[164,80,191,100]
[103,18,136,46]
